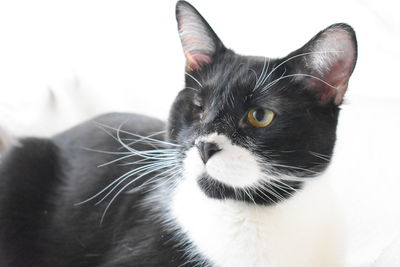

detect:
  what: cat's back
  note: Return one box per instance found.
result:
[54,112,165,154]
[0,112,175,267]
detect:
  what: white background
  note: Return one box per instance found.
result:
[0,0,399,266]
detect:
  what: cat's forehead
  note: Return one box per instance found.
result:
[202,55,279,89]
[194,55,294,113]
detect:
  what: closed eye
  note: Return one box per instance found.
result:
[193,98,203,109]
[192,98,204,119]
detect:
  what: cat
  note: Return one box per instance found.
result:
[0,1,357,266]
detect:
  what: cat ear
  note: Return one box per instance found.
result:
[176,1,226,71]
[292,23,357,105]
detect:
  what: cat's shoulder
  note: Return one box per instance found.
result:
[0,137,60,185]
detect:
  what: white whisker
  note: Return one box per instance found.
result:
[308,151,331,161]
[99,162,180,224]
[256,57,271,90]
[95,160,180,206]
[185,72,203,88]
[98,154,143,168]
[75,160,179,206]
[121,130,167,150]
[262,73,336,93]
[184,86,200,92]
[262,161,320,175]
[261,50,343,88]
[94,121,181,148]
[254,57,268,90]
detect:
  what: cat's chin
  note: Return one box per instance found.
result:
[195,173,301,205]
[196,173,237,201]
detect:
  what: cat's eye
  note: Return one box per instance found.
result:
[247,108,275,128]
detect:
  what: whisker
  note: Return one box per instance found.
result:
[95,160,180,206]
[75,160,178,206]
[83,146,178,167]
[261,50,344,88]
[254,57,268,90]
[257,183,285,201]
[256,57,271,90]
[117,157,177,166]
[120,130,167,150]
[99,163,179,224]
[81,147,132,155]
[184,86,200,92]
[124,165,180,195]
[247,68,258,89]
[253,185,277,204]
[263,162,320,175]
[94,121,181,147]
[308,151,331,161]
[251,187,274,204]
[269,177,298,192]
[140,168,182,194]
[267,180,296,196]
[261,67,287,91]
[262,73,336,93]
[98,154,143,168]
[113,125,179,161]
[185,72,203,88]
[242,187,256,204]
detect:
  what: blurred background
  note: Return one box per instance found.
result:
[0,0,399,266]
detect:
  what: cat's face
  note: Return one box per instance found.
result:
[168,1,357,204]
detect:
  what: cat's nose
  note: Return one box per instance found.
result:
[196,142,221,164]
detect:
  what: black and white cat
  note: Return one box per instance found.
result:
[0,1,357,266]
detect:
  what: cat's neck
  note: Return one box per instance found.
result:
[170,174,345,267]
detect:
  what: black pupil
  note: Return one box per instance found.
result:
[254,109,265,121]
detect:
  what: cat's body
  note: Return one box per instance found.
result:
[0,113,195,267]
[0,113,343,267]
[0,1,357,266]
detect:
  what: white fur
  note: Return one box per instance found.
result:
[189,133,264,188]
[171,133,345,267]
[172,174,344,267]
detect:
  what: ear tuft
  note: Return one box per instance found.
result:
[295,23,357,105]
[176,1,225,71]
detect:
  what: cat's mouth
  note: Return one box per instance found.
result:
[184,133,264,189]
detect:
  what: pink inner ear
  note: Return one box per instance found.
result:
[177,7,216,71]
[185,52,211,71]
[324,60,352,105]
[307,28,356,105]
[308,66,352,105]
[307,56,354,105]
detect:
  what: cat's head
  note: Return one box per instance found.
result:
[168,1,357,204]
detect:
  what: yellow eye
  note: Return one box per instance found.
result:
[247,108,275,128]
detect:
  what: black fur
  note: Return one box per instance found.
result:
[197,175,302,205]
[0,113,199,267]
[0,1,357,266]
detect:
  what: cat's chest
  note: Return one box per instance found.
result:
[170,176,344,267]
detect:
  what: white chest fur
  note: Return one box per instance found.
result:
[171,175,345,267]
